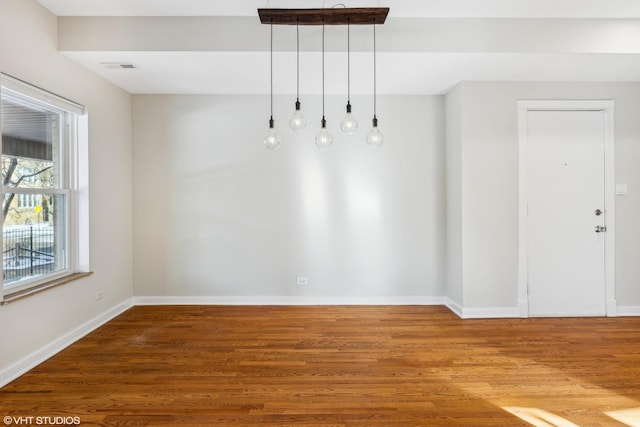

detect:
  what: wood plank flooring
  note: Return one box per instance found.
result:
[1,305,640,426]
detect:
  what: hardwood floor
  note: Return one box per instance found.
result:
[1,305,640,426]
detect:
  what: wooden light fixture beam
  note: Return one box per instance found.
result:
[258,8,389,26]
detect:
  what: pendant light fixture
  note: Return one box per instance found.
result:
[258,7,389,150]
[315,21,333,148]
[366,20,383,147]
[264,21,282,150]
[340,19,358,135]
[289,20,307,131]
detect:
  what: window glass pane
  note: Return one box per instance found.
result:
[3,193,67,288]
[1,85,69,290]
[1,94,60,189]
[1,158,56,190]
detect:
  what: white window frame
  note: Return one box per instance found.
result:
[0,74,89,303]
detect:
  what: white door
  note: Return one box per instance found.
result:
[526,110,606,316]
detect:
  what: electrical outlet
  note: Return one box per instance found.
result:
[296,276,309,285]
[95,290,103,300]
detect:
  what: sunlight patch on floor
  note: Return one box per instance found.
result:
[504,406,580,427]
[606,407,640,427]
[434,347,640,426]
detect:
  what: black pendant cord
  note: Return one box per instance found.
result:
[270,20,274,126]
[373,20,377,121]
[296,20,300,106]
[322,20,326,126]
[347,19,351,108]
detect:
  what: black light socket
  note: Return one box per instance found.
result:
[321,117,327,128]
[346,102,352,113]
[372,116,378,127]
[295,99,301,111]
[269,117,275,128]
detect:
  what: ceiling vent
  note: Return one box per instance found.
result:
[100,63,136,70]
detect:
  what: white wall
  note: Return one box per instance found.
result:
[0,0,133,372]
[452,81,640,311]
[444,85,463,308]
[133,94,445,300]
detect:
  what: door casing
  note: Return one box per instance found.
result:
[517,100,616,318]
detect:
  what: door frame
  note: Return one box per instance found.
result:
[517,100,616,317]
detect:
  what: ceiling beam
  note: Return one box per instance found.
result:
[258,8,389,26]
[57,17,640,54]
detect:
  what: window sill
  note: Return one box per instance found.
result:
[1,272,94,305]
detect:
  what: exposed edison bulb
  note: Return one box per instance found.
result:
[264,118,281,150]
[289,110,306,132]
[340,103,358,135]
[289,100,307,132]
[315,118,333,149]
[366,117,383,148]
[341,113,358,134]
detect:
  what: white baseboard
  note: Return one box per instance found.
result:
[136,296,521,320]
[0,298,133,388]
[115,296,520,320]
[443,298,519,319]
[616,306,640,316]
[517,300,529,318]
[443,297,463,318]
[133,295,446,306]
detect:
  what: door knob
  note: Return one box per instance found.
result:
[595,225,607,233]
[595,209,603,216]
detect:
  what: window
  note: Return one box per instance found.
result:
[0,74,89,302]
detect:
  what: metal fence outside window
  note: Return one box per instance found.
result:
[3,226,55,284]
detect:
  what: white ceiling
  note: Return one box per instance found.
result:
[35,0,640,95]
[33,0,640,18]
